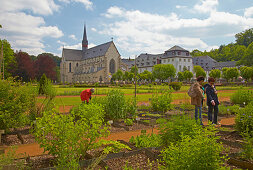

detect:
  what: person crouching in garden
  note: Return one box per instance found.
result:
[190,76,205,125]
[80,88,95,104]
[205,77,220,125]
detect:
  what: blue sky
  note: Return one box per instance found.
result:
[0,0,253,59]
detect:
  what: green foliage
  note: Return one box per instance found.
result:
[38,73,47,95]
[169,82,182,91]
[158,114,203,146]
[209,69,221,80]
[235,102,253,136]
[240,66,253,81]
[177,71,184,82]
[241,131,253,161]
[124,118,134,126]
[33,103,129,168]
[105,89,127,120]
[129,130,161,148]
[235,28,253,47]
[0,78,36,131]
[0,39,15,78]
[160,127,225,170]
[125,97,137,117]
[219,104,240,115]
[183,70,193,82]
[139,70,152,82]
[193,65,206,78]
[240,42,253,66]
[230,88,253,105]
[152,64,176,82]
[151,89,173,113]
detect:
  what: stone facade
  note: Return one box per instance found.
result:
[60,25,122,83]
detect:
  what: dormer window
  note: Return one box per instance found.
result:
[186,52,189,56]
[178,51,181,55]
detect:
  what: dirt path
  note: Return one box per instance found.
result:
[1,117,235,158]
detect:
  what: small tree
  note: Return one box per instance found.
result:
[240,66,253,82]
[177,72,184,82]
[193,65,206,78]
[222,67,230,82]
[38,73,47,95]
[209,69,221,80]
[152,64,176,82]
[183,70,193,82]
[227,67,239,82]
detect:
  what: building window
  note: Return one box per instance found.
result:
[179,65,181,71]
[184,59,186,62]
[109,59,116,74]
[186,52,189,56]
[188,66,190,70]
[76,63,78,67]
[178,51,181,55]
[168,59,170,62]
[69,63,71,72]
[172,59,174,62]
[179,59,181,62]
[188,59,190,62]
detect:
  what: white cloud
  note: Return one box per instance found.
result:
[176,5,187,9]
[91,28,97,32]
[244,6,253,18]
[100,5,253,56]
[0,0,59,15]
[58,0,93,10]
[64,43,82,49]
[194,0,218,14]
[69,34,77,40]
[0,11,63,55]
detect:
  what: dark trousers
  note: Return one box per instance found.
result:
[208,105,219,124]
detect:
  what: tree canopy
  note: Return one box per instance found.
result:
[152,64,176,82]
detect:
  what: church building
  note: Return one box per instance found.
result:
[60,25,126,83]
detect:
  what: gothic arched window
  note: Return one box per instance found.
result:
[109,59,115,74]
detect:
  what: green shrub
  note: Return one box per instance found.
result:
[158,115,203,146]
[169,82,182,91]
[125,97,137,117]
[235,102,253,136]
[160,128,225,170]
[129,130,161,148]
[219,104,240,115]
[33,103,129,169]
[0,78,36,131]
[124,118,134,126]
[241,131,253,161]
[230,88,253,105]
[151,89,173,113]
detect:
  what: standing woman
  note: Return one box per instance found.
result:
[205,77,220,125]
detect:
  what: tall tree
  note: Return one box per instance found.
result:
[240,66,253,81]
[235,28,253,47]
[177,72,184,82]
[38,53,61,67]
[152,64,176,82]
[0,39,15,78]
[13,52,35,81]
[34,54,56,81]
[239,42,253,66]
[183,70,193,82]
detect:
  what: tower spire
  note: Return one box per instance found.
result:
[82,24,88,51]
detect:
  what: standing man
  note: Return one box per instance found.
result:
[80,88,95,104]
[205,77,220,125]
[190,76,205,125]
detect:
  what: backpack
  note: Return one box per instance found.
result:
[188,84,197,97]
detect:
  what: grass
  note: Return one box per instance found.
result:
[37,85,252,107]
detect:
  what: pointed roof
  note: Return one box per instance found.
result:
[62,48,83,61]
[82,24,87,42]
[166,45,188,52]
[82,41,113,59]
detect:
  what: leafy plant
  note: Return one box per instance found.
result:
[235,102,253,136]
[158,114,203,146]
[0,78,36,131]
[33,103,129,168]
[160,126,225,170]
[151,89,173,113]
[169,82,182,91]
[129,130,161,148]
[241,130,253,161]
[124,118,134,126]
[230,88,253,106]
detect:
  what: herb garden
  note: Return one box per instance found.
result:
[0,78,253,169]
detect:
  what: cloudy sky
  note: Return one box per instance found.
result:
[0,0,253,58]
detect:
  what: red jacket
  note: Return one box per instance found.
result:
[80,89,92,103]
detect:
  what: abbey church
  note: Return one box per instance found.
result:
[60,25,127,83]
